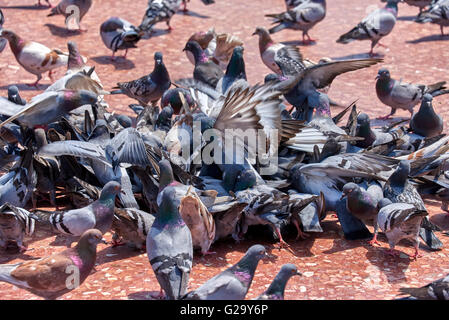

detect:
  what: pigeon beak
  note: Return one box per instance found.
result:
[295,271,302,276]
[156,59,162,64]
[375,75,380,80]
[120,190,126,195]
[251,31,257,36]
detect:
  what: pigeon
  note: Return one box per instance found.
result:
[337,0,399,56]
[0,9,6,53]
[340,182,383,246]
[0,29,69,87]
[416,0,449,36]
[0,203,35,254]
[183,41,224,88]
[30,181,123,237]
[47,0,93,32]
[377,198,428,258]
[285,0,308,10]
[161,88,195,114]
[252,27,305,76]
[254,264,301,300]
[410,94,444,138]
[375,68,449,119]
[266,0,326,45]
[355,113,407,148]
[7,86,26,106]
[138,0,182,35]
[216,46,247,94]
[383,160,443,251]
[100,17,141,60]
[147,185,193,300]
[0,90,98,129]
[182,244,267,300]
[399,274,449,300]
[0,229,106,299]
[111,52,171,106]
[111,208,155,250]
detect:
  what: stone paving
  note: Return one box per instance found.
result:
[0,0,449,300]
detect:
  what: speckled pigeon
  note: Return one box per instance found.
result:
[416,0,449,35]
[100,17,140,60]
[30,181,123,236]
[0,229,106,300]
[410,94,443,138]
[147,185,193,300]
[254,264,301,300]
[112,208,155,250]
[181,244,267,300]
[0,203,35,254]
[138,0,182,34]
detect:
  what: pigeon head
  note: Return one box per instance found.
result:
[388,160,410,186]
[161,88,194,114]
[252,26,269,37]
[62,90,98,109]
[158,159,175,191]
[234,169,257,192]
[100,181,123,201]
[158,186,182,222]
[157,105,174,124]
[77,229,108,251]
[340,182,360,200]
[421,93,433,106]
[0,30,23,54]
[183,41,206,64]
[264,74,279,84]
[67,41,85,70]
[264,264,301,298]
[7,86,19,97]
[357,113,371,126]
[378,198,393,209]
[154,52,163,65]
[114,114,133,128]
[376,68,390,80]
[226,46,246,79]
[279,264,302,278]
[244,244,267,262]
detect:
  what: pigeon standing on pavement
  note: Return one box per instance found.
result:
[111,52,171,106]
[377,198,428,258]
[416,0,449,36]
[100,17,141,60]
[182,245,267,300]
[30,181,123,237]
[0,29,69,87]
[0,229,106,299]
[266,0,326,45]
[146,185,193,300]
[47,0,93,32]
[410,94,444,138]
[254,264,301,300]
[337,0,399,56]
[375,68,449,119]
[138,0,182,35]
[183,41,224,88]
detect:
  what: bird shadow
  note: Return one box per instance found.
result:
[128,290,163,300]
[140,28,171,40]
[96,244,145,265]
[281,40,317,47]
[44,23,81,38]
[364,246,411,285]
[331,52,385,60]
[0,5,50,10]
[407,34,449,44]
[91,56,136,71]
[179,10,210,19]
[0,83,50,91]
[397,15,418,21]
[0,249,40,263]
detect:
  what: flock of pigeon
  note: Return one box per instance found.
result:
[0,0,448,300]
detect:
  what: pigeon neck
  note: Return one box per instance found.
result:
[385,2,398,16]
[159,170,176,192]
[264,274,289,299]
[259,32,275,54]
[156,198,183,226]
[190,45,209,64]
[68,49,85,70]
[376,77,393,95]
[98,191,116,206]
[74,241,97,273]
[388,167,408,187]
[232,255,260,284]
[152,63,171,84]
[6,32,25,56]
[226,53,246,80]
[356,123,376,147]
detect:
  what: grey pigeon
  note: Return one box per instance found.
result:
[266,0,326,45]
[0,9,5,53]
[254,264,301,300]
[337,0,399,56]
[0,203,35,253]
[383,160,443,251]
[183,41,224,88]
[216,46,247,94]
[0,90,98,129]
[376,68,449,119]
[111,208,155,250]
[377,198,427,259]
[100,17,140,60]
[0,229,105,300]
[416,0,449,35]
[138,0,182,34]
[48,0,92,31]
[410,94,443,138]
[182,244,267,300]
[146,185,193,300]
[399,273,449,300]
[111,52,171,106]
[285,0,308,10]
[341,182,383,245]
[7,86,26,105]
[355,113,406,148]
[30,181,123,236]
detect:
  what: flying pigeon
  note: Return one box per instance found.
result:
[254,264,301,300]
[182,244,267,300]
[377,198,428,258]
[266,0,326,45]
[47,0,93,32]
[0,229,106,299]
[337,0,399,56]
[0,203,35,254]
[0,29,69,87]
[100,17,141,60]
[138,0,182,35]
[410,94,444,138]
[111,51,171,106]
[147,185,193,300]
[375,68,449,119]
[30,181,123,237]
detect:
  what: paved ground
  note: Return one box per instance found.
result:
[0,0,449,300]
